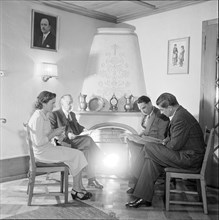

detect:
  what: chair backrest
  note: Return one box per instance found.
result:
[23,123,36,172]
[203,126,211,146]
[200,128,214,176]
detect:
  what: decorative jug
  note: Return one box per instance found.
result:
[78,93,87,111]
[124,94,133,112]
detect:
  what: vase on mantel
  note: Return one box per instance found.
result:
[124,94,133,112]
[78,93,87,111]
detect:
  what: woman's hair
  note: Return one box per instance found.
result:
[156,93,179,108]
[35,91,56,109]
[137,95,151,104]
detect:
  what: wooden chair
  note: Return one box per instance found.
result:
[24,124,69,206]
[165,128,214,214]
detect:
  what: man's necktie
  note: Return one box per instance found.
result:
[67,113,72,121]
[143,115,150,128]
[42,35,46,44]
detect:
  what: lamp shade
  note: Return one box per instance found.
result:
[41,63,58,77]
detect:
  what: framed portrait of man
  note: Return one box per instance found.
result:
[31,10,58,51]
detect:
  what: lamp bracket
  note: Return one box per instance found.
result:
[42,75,52,82]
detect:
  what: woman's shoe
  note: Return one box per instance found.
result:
[81,189,92,198]
[71,189,90,200]
[87,178,103,189]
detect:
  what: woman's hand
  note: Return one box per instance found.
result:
[54,126,65,136]
[57,132,66,142]
[48,127,65,141]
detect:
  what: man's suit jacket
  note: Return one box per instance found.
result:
[140,107,169,140]
[166,105,205,156]
[48,109,84,145]
[37,32,56,49]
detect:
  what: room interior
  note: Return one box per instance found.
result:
[0,0,218,219]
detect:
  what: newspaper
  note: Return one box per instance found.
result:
[120,133,163,145]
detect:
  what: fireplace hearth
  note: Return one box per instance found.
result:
[76,111,142,177]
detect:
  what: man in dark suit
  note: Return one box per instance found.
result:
[126,93,205,208]
[48,94,103,189]
[126,95,169,194]
[36,18,56,49]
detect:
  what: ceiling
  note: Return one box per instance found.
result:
[39,0,209,23]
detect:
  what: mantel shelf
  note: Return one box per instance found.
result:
[75,111,141,116]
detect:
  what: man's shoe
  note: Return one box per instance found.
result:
[88,179,103,189]
[126,188,134,194]
[125,198,152,208]
[125,198,139,205]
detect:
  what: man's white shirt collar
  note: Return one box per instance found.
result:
[62,108,69,118]
[43,32,50,39]
[170,106,179,121]
[144,106,154,118]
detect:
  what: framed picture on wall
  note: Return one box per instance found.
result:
[31,10,58,51]
[167,37,190,74]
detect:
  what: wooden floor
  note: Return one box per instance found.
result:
[0,173,218,219]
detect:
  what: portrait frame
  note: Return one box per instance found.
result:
[167,37,190,74]
[31,9,58,51]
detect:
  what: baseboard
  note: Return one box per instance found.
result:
[0,174,28,183]
[0,156,29,183]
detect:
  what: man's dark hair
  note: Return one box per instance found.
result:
[137,95,151,104]
[156,93,179,108]
[41,17,51,25]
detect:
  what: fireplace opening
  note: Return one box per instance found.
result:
[90,123,135,178]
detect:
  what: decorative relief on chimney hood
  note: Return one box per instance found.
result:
[81,27,146,103]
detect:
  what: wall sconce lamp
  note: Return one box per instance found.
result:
[41,63,58,82]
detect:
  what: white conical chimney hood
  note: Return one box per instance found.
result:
[81,27,146,103]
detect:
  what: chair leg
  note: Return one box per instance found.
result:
[26,171,30,194]
[196,179,202,202]
[60,171,64,193]
[200,179,208,214]
[64,168,69,203]
[165,173,171,211]
[27,172,36,206]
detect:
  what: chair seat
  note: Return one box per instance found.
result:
[165,167,200,174]
[36,161,68,167]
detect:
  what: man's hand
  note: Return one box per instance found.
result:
[126,133,136,141]
[162,137,170,146]
[68,132,76,140]
[120,133,139,142]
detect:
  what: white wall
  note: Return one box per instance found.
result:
[126,0,218,118]
[0,0,114,159]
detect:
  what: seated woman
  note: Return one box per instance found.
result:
[28,90,92,200]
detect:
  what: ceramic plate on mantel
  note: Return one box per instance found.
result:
[88,96,105,111]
